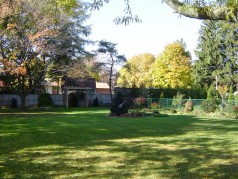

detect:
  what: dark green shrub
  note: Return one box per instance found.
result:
[38,93,53,107]
[93,97,99,107]
[201,99,220,113]
[11,98,18,108]
[110,92,128,116]
[123,97,134,108]
[172,92,185,108]
[207,85,219,99]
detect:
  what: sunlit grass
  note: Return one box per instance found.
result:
[0,107,238,178]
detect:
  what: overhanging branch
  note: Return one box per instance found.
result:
[163,0,238,23]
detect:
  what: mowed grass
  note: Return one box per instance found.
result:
[0,108,238,178]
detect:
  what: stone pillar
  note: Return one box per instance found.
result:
[65,88,69,108]
[85,90,89,107]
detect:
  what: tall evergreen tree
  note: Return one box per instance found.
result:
[193,21,238,89]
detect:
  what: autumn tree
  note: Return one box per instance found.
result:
[0,0,90,109]
[59,57,103,81]
[46,4,92,81]
[97,40,126,101]
[87,0,238,23]
[117,53,155,88]
[151,42,192,89]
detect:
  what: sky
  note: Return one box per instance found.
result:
[86,0,203,61]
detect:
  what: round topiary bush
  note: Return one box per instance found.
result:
[201,99,220,113]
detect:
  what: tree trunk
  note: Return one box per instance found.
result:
[109,56,114,103]
[109,68,113,102]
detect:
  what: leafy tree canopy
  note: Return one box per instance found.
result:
[152,42,192,89]
[117,42,192,89]
[117,53,155,88]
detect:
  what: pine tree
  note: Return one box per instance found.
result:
[193,21,238,88]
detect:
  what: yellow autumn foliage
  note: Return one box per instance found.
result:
[152,42,192,89]
[117,53,155,88]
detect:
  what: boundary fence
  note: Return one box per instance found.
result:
[0,94,113,107]
[0,94,64,107]
[1,94,237,110]
[146,98,238,111]
[88,94,112,105]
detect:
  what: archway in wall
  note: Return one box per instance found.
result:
[62,77,96,108]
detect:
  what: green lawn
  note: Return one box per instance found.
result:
[0,108,238,178]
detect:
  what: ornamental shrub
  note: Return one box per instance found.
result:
[151,102,160,113]
[110,92,128,116]
[151,102,159,110]
[201,99,220,113]
[233,106,238,118]
[133,96,146,108]
[228,85,234,101]
[207,85,219,99]
[172,92,184,108]
[184,98,193,113]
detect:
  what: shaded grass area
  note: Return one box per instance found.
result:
[0,108,238,178]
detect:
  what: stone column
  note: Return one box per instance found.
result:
[65,88,69,108]
[85,90,89,107]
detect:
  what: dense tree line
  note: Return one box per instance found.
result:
[117,41,192,90]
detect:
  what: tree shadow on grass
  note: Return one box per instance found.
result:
[0,109,238,178]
